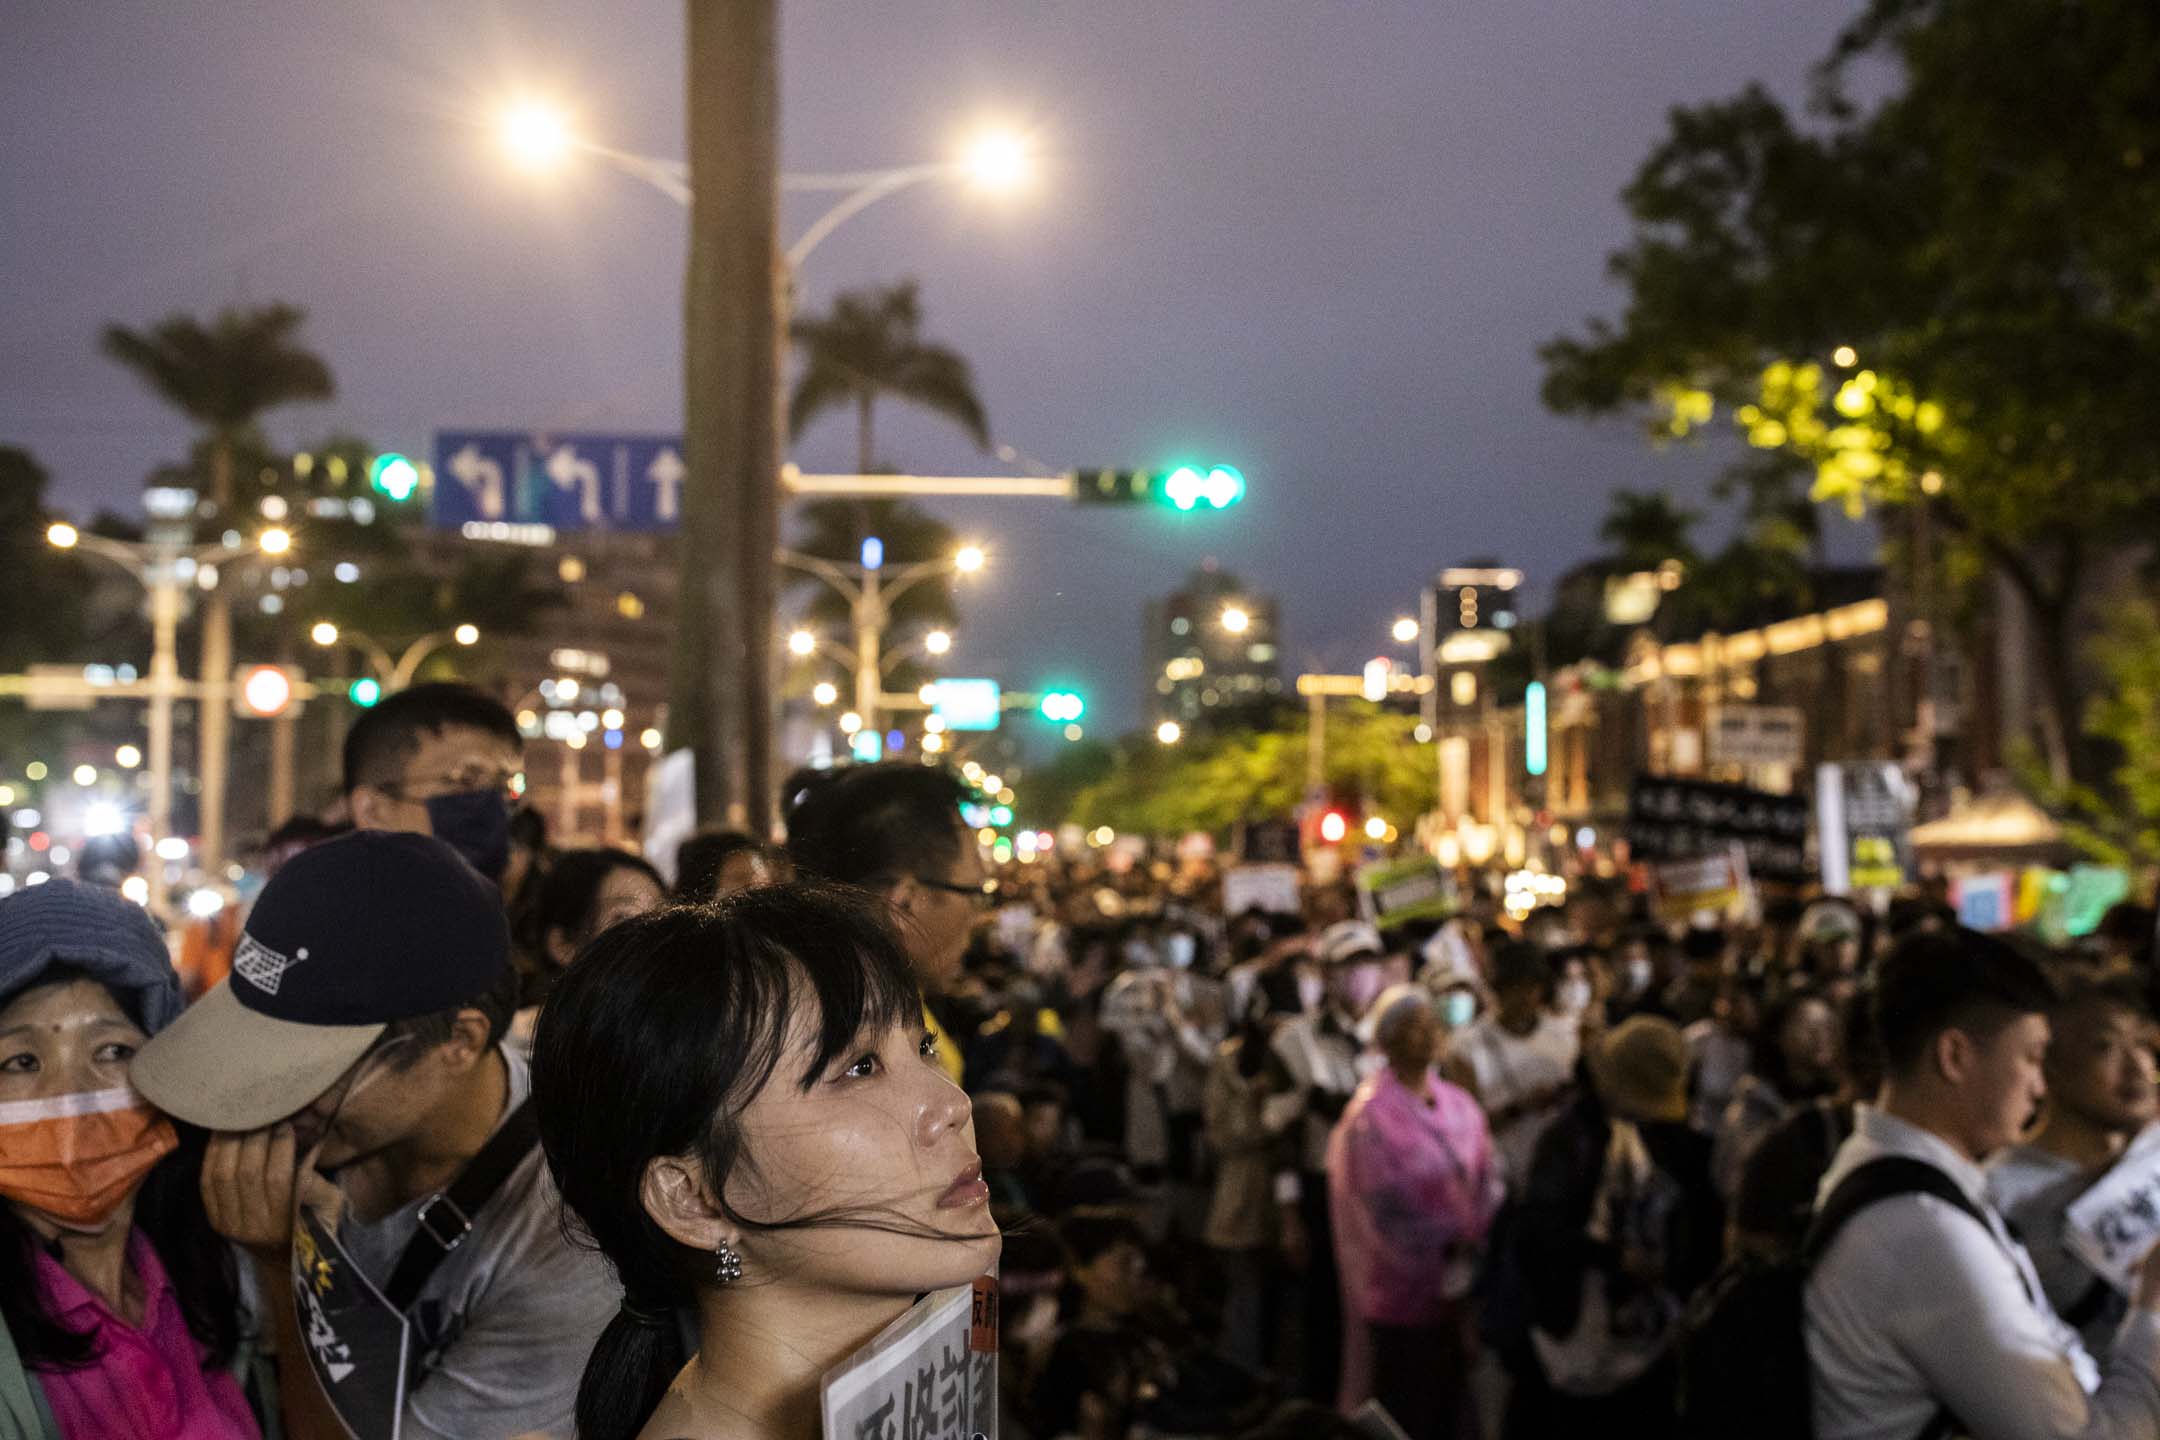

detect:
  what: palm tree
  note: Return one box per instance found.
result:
[1597,488,1701,571]
[789,279,989,474]
[102,303,334,871]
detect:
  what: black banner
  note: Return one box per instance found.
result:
[1627,776,1809,882]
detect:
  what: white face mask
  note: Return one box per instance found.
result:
[1557,977,1594,1017]
[1623,957,1656,996]
[1163,933,1197,970]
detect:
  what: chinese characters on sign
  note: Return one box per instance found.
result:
[2067,1126,2160,1294]
[1626,777,1809,883]
[823,1278,998,1440]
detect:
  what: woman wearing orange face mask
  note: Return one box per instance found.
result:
[0,880,259,1440]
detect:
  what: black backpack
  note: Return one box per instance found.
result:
[1677,1156,2002,1440]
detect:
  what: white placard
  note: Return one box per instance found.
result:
[821,1279,996,1440]
[641,747,698,885]
[2065,1125,2160,1294]
[1223,863,1302,918]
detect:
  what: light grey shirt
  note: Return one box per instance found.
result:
[1991,1143,2130,1359]
[338,1046,620,1440]
[1807,1106,2160,1440]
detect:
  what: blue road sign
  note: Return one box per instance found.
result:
[433,431,687,533]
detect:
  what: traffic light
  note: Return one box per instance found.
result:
[1525,681,1548,776]
[368,453,420,503]
[1039,691,1085,724]
[348,677,383,708]
[235,665,298,718]
[1070,465,1245,510]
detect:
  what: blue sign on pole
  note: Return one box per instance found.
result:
[433,431,688,533]
[931,679,1002,732]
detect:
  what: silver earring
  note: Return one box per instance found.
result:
[715,1240,743,1286]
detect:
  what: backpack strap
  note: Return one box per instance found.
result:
[384,1097,540,1313]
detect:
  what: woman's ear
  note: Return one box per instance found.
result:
[640,1154,739,1255]
[545,927,577,970]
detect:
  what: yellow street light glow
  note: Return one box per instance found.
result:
[1220,606,1251,634]
[982,774,1002,794]
[565,730,587,750]
[310,622,339,646]
[788,629,818,657]
[997,787,1017,806]
[46,522,79,549]
[258,527,292,555]
[72,764,97,787]
[960,131,1032,191]
[922,732,945,754]
[954,545,987,573]
[839,711,864,735]
[1064,724,1083,741]
[600,708,625,731]
[499,99,576,172]
[114,745,142,769]
[924,629,953,656]
[640,727,664,750]
[1365,816,1389,841]
[1157,721,1182,744]
[454,623,480,646]
[0,787,11,806]
[923,715,947,734]
[1392,617,1420,644]
[1832,344,1858,367]
[918,684,939,705]
[811,681,839,706]
[961,762,984,780]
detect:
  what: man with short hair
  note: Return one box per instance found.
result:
[784,762,991,1083]
[133,830,617,1440]
[1448,940,1578,1191]
[343,682,524,883]
[1990,970,2160,1355]
[1808,930,2160,1440]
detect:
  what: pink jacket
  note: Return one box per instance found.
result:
[1327,1066,1502,1327]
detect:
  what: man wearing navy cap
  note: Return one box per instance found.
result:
[133,830,616,1440]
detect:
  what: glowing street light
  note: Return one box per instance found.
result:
[788,629,819,657]
[960,130,1033,191]
[1365,816,1390,841]
[115,745,142,770]
[839,711,864,735]
[811,682,839,707]
[498,99,576,173]
[954,545,987,573]
[258,527,292,556]
[924,630,953,656]
[454,623,481,646]
[1156,721,1182,745]
[1392,617,1420,644]
[46,522,79,550]
[310,621,339,646]
[1220,606,1251,634]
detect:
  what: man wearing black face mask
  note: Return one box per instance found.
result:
[344,683,525,885]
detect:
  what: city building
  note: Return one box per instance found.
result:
[1144,562,1283,728]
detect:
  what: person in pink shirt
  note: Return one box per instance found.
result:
[0,880,258,1440]
[1327,983,1503,1440]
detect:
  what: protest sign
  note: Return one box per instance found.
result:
[2066,1126,2160,1294]
[1223,863,1302,918]
[1235,817,1303,865]
[1953,872,2016,933]
[1817,762,1914,896]
[1626,777,1809,883]
[1648,844,1754,925]
[1708,705,1804,769]
[1355,855,1459,928]
[822,1277,998,1440]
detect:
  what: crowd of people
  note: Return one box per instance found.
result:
[4,678,2160,1439]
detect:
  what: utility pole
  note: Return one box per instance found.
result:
[672,0,781,832]
[197,440,234,876]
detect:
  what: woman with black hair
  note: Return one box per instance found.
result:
[0,880,256,1438]
[1708,984,1841,1199]
[508,847,665,1044]
[530,881,1001,1440]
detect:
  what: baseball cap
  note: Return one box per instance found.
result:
[133,830,510,1131]
[1317,920,1385,967]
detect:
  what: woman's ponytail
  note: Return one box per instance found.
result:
[574,1303,685,1440]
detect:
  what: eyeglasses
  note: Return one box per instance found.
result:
[917,875,1000,906]
[383,767,523,803]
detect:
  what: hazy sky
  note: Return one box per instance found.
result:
[3,1,1872,731]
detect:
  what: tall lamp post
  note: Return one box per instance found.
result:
[45,502,291,914]
[778,542,985,737]
[308,621,481,693]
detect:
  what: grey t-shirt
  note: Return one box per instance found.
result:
[337,1045,620,1440]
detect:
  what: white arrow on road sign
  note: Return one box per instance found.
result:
[647,447,686,522]
[546,444,603,523]
[446,444,505,519]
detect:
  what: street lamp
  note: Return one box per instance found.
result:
[776,544,987,736]
[1221,606,1251,635]
[313,622,482,692]
[1392,617,1420,644]
[1157,721,1182,745]
[44,514,289,915]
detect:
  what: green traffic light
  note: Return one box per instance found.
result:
[368,454,420,502]
[1039,691,1085,723]
[348,677,383,707]
[1161,464,1244,511]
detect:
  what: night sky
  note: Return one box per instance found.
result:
[4,2,1872,733]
